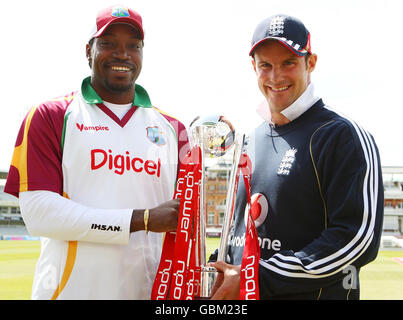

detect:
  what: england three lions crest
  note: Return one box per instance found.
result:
[146,126,166,146]
[277,148,297,176]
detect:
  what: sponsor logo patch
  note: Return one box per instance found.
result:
[91,223,122,232]
[244,193,268,228]
[76,123,109,132]
[230,233,282,251]
[90,149,161,177]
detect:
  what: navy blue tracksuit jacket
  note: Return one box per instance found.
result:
[228,99,384,299]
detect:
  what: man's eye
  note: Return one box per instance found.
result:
[100,41,112,47]
[128,42,143,50]
[129,44,140,49]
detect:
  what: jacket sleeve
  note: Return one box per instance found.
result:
[258,119,384,298]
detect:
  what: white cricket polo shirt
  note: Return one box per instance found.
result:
[5,77,189,299]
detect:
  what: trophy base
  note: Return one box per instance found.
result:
[195,266,218,299]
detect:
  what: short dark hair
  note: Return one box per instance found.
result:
[88,38,95,47]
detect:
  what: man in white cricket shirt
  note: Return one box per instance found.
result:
[5,5,189,300]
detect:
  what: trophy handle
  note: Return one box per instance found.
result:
[217,133,245,262]
[198,127,206,267]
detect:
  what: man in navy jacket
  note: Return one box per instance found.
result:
[210,14,384,300]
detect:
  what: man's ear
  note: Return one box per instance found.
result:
[251,57,257,73]
[307,53,318,73]
[86,44,92,68]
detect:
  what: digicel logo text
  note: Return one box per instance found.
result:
[91,149,161,176]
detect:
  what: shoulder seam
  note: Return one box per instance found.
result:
[152,105,180,122]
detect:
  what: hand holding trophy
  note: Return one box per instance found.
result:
[151,114,259,300]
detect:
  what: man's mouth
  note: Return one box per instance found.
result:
[111,65,132,72]
[106,63,135,73]
[269,85,291,92]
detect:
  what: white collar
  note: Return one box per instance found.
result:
[256,83,320,124]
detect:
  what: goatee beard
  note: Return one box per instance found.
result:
[104,79,134,93]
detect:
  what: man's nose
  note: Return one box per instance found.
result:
[269,66,282,82]
[113,43,130,60]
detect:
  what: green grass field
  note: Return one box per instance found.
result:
[1,239,402,300]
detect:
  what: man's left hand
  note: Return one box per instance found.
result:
[209,261,241,300]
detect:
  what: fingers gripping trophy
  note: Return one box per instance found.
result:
[151,114,260,300]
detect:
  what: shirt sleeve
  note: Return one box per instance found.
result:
[19,190,132,245]
[5,94,75,197]
[258,119,384,298]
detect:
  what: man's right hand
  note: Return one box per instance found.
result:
[130,198,180,233]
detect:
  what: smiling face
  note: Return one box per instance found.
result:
[86,23,143,104]
[252,40,317,113]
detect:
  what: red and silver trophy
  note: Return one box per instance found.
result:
[189,114,245,299]
[151,114,257,300]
